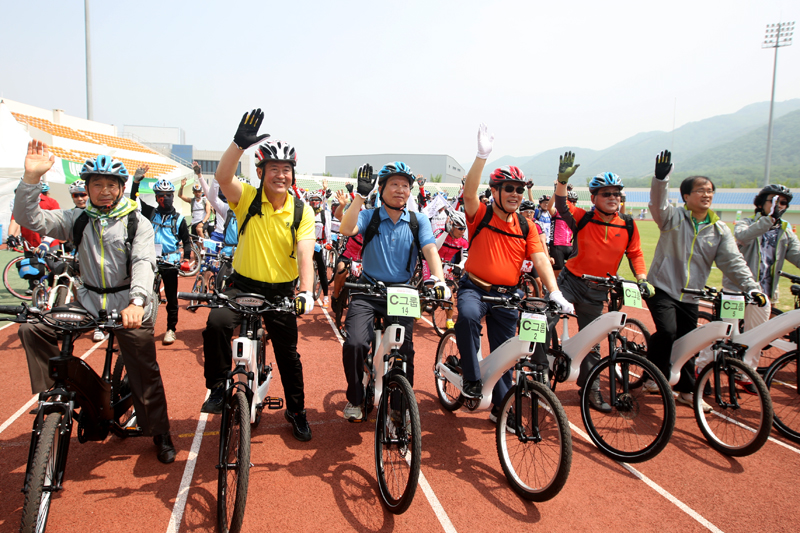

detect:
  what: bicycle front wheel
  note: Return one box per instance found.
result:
[375,374,421,514]
[496,378,572,501]
[178,244,202,277]
[431,301,455,337]
[581,352,675,463]
[20,412,64,533]
[188,275,206,311]
[312,270,321,301]
[217,390,251,533]
[434,330,464,411]
[764,350,800,443]
[4,256,33,300]
[695,357,772,456]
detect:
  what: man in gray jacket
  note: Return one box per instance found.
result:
[13,140,175,464]
[645,150,767,411]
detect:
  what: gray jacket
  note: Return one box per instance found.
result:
[647,176,758,302]
[722,213,800,300]
[13,181,158,323]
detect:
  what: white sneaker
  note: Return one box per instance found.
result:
[92,329,105,343]
[322,296,329,308]
[343,402,363,422]
[163,330,176,345]
[642,379,660,394]
[676,392,712,413]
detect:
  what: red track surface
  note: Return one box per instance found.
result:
[1,277,799,532]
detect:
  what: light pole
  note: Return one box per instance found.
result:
[85,0,93,120]
[762,21,794,186]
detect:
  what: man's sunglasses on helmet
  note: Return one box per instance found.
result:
[503,184,525,194]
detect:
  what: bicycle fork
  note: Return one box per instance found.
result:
[514,362,548,443]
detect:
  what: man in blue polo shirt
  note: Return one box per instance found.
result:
[338,162,449,421]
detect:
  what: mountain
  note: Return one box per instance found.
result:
[484,99,800,187]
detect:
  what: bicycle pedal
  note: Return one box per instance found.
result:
[265,397,284,410]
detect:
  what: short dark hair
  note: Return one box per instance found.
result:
[680,176,715,203]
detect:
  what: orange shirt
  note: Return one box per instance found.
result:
[464,202,543,286]
[564,204,646,278]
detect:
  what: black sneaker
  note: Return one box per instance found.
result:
[285,409,312,442]
[201,385,225,415]
[583,388,612,413]
[154,433,176,464]
[462,379,483,398]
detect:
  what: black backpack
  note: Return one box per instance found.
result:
[574,209,636,270]
[468,206,529,250]
[73,210,138,277]
[361,208,422,274]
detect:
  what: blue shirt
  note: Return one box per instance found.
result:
[357,205,435,284]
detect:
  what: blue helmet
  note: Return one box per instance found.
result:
[588,172,623,194]
[378,162,414,188]
[153,179,175,193]
[80,155,129,183]
[40,181,50,192]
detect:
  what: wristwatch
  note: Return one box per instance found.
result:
[130,297,144,307]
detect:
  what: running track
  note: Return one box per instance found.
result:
[0,276,798,532]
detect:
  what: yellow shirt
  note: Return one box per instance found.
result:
[230,184,315,283]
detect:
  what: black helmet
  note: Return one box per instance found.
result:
[519,200,536,212]
[754,184,793,210]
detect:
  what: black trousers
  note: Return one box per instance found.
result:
[157,266,179,331]
[647,288,699,393]
[202,279,305,413]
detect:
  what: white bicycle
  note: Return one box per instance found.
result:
[434,295,572,502]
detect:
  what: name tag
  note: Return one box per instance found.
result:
[720,294,745,319]
[519,312,547,343]
[387,287,421,318]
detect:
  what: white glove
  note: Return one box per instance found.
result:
[476,123,494,160]
[295,291,314,315]
[549,290,575,314]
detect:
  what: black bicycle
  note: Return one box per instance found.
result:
[0,305,141,533]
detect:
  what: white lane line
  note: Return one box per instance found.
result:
[319,304,457,533]
[166,391,211,533]
[569,422,724,533]
[0,338,108,436]
[705,409,800,455]
[0,321,17,332]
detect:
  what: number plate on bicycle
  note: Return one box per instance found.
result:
[204,239,220,253]
[387,287,420,318]
[621,282,643,309]
[720,294,745,319]
[443,263,454,277]
[520,260,534,274]
[519,312,547,343]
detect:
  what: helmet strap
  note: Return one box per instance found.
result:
[595,206,617,217]
[379,191,406,212]
[493,188,513,216]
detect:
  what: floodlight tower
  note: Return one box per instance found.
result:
[762,21,794,186]
[85,0,93,120]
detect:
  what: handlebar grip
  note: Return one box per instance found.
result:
[0,305,24,315]
[177,292,214,302]
[681,288,705,296]
[344,282,372,290]
[581,274,608,283]
[481,296,508,304]
[779,270,800,284]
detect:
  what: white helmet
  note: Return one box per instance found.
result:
[69,180,86,194]
[446,211,467,233]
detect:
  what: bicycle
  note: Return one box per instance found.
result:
[343,280,422,514]
[188,239,234,310]
[177,235,203,278]
[3,238,52,301]
[676,287,776,456]
[434,294,572,501]
[332,258,362,338]
[178,289,287,533]
[31,250,80,311]
[0,304,142,533]
[429,262,461,337]
[545,279,675,463]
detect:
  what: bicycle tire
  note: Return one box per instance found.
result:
[764,350,800,443]
[253,326,268,429]
[178,244,202,277]
[111,355,137,432]
[496,377,571,501]
[375,374,421,514]
[326,250,338,285]
[431,301,456,337]
[32,284,49,310]
[433,330,464,411]
[521,274,541,299]
[20,412,63,533]
[189,275,205,312]
[313,270,321,301]
[217,390,251,533]
[581,352,675,463]
[694,357,772,456]
[3,256,34,300]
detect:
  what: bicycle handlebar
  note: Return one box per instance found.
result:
[779,270,800,284]
[0,304,26,316]
[681,286,755,304]
[177,291,215,302]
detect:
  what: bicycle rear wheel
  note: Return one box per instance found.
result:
[4,256,34,300]
[434,330,464,411]
[581,352,675,463]
[431,301,457,337]
[375,374,421,514]
[189,275,206,311]
[178,244,202,277]
[764,350,800,443]
[217,390,251,533]
[496,377,572,501]
[20,412,64,533]
[694,357,772,456]
[313,270,321,301]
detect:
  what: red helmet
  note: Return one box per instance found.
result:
[489,165,525,188]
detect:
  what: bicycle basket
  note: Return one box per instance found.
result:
[17,257,45,280]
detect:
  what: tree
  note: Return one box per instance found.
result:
[430,174,442,183]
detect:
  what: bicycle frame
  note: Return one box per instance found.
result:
[230,310,278,424]
[547,311,628,383]
[364,321,407,408]
[668,321,733,386]
[735,308,800,365]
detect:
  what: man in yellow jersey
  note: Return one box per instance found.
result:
[200,109,316,442]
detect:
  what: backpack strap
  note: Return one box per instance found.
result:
[577,210,634,246]
[73,211,90,250]
[289,197,304,259]
[468,207,528,250]
[406,211,421,273]
[361,208,422,274]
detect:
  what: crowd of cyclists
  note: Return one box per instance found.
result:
[6,114,800,473]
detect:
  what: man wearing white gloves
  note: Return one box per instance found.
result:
[454,124,574,423]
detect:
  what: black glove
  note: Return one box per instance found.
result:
[356,164,376,197]
[325,188,332,199]
[233,109,270,150]
[6,235,19,249]
[526,181,533,189]
[655,150,672,181]
[345,182,353,194]
[769,200,787,222]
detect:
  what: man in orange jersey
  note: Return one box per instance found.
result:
[455,124,573,422]
[552,152,652,411]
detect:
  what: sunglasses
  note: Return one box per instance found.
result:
[72,193,87,198]
[599,191,622,198]
[774,198,790,207]
[453,225,466,231]
[502,185,525,194]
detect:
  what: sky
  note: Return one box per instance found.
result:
[1,0,799,176]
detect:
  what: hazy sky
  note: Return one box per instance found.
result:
[1,0,798,175]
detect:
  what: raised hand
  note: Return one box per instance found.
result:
[335,189,349,206]
[192,161,202,175]
[655,150,672,181]
[476,123,494,159]
[356,163,376,197]
[133,165,149,183]
[557,151,580,184]
[23,140,55,181]
[233,109,270,150]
